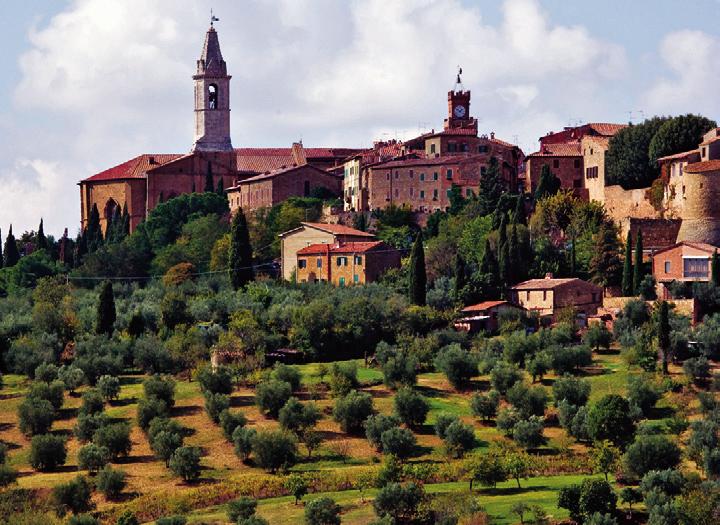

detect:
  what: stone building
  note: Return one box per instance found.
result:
[79,24,359,234]
[295,240,400,286]
[510,275,603,324]
[652,241,717,298]
[278,222,375,280]
[343,141,403,212]
[455,300,521,334]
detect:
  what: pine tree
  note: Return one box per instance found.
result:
[3,225,20,268]
[633,229,644,294]
[621,232,633,296]
[513,194,526,225]
[408,232,427,306]
[712,250,720,287]
[658,300,670,375]
[204,164,214,193]
[229,208,254,290]
[535,165,561,201]
[96,281,116,336]
[454,253,466,304]
[478,157,504,216]
[216,177,225,195]
[589,222,622,289]
[37,218,48,251]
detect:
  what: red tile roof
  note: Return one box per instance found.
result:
[462,300,511,313]
[512,277,600,291]
[297,241,385,255]
[526,142,582,158]
[377,154,485,169]
[587,123,627,136]
[431,128,479,137]
[300,222,375,237]
[684,159,720,173]
[652,241,719,256]
[82,154,184,182]
[657,149,700,163]
[227,164,340,186]
[235,147,363,173]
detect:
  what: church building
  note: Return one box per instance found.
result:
[79,23,359,233]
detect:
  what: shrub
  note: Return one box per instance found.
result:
[95,466,126,500]
[68,514,99,525]
[156,517,187,525]
[204,392,230,423]
[587,394,636,447]
[18,397,55,436]
[373,482,425,523]
[197,365,233,395]
[271,363,302,392]
[683,357,711,383]
[255,380,292,418]
[52,475,93,516]
[507,382,548,418]
[305,496,342,525]
[77,444,110,474]
[639,469,685,497]
[0,464,18,488]
[75,412,109,442]
[513,416,546,449]
[29,433,67,471]
[333,390,374,434]
[490,362,522,394]
[624,435,681,478]
[552,375,591,407]
[151,430,184,466]
[627,375,661,417]
[279,397,321,434]
[470,390,501,421]
[380,427,417,459]
[134,336,175,374]
[328,362,359,397]
[169,446,202,482]
[143,375,176,408]
[285,473,308,504]
[550,345,593,375]
[232,427,256,461]
[496,408,521,436]
[382,351,418,389]
[136,398,168,431]
[366,414,402,451]
[251,429,297,473]
[434,413,459,439]
[79,389,105,417]
[238,516,269,525]
[219,410,247,440]
[227,497,257,522]
[442,421,476,458]
[93,422,132,459]
[97,375,121,402]
[434,344,477,389]
[579,479,617,520]
[57,365,86,393]
[27,380,65,411]
[115,510,140,525]
[586,513,618,525]
[394,387,429,428]
[35,363,59,383]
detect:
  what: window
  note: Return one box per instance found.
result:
[208,84,218,109]
[409,170,414,178]
[430,144,436,154]
[420,190,425,199]
[553,159,559,169]
[461,142,469,152]
[409,187,414,197]
[543,290,547,301]
[433,172,438,181]
[336,256,348,267]
[574,159,581,169]
[316,258,323,268]
[683,257,709,278]
[433,189,438,200]
[466,189,472,197]
[386,172,390,180]
[585,166,599,179]
[395,171,399,179]
[478,145,488,153]
[664,261,671,274]
[448,143,457,152]
[394,188,399,197]
[303,180,310,197]
[298,259,307,269]
[339,277,345,287]
[420,173,425,181]
[353,274,359,283]
[354,255,363,265]
[446,169,453,180]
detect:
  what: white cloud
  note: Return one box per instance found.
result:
[1,0,627,236]
[645,30,720,116]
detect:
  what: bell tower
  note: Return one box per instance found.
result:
[444,67,477,132]
[191,20,233,152]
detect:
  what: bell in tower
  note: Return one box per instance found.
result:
[191,20,233,152]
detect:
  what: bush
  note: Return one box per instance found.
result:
[219,409,247,441]
[169,446,202,482]
[136,398,168,431]
[373,482,425,523]
[95,466,126,500]
[197,365,233,395]
[251,429,297,473]
[470,390,501,421]
[204,392,230,423]
[550,345,593,375]
[507,382,548,418]
[587,394,636,447]
[624,435,681,478]
[683,357,711,383]
[79,389,105,417]
[255,380,292,418]
[382,351,418,389]
[97,375,121,402]
[586,513,618,525]
[442,420,476,458]
[238,516,269,525]
[151,430,184,466]
[68,514,99,525]
[285,473,308,504]
[627,375,661,417]
[490,362,522,394]
[333,390,374,434]
[77,444,110,474]
[434,344,477,389]
[58,365,86,393]
[496,408,521,436]
[366,414,402,451]
[393,387,429,428]
[18,397,55,436]
[52,475,93,516]
[27,380,65,411]
[232,427,256,461]
[93,422,132,459]
[134,336,176,374]
[513,416,546,449]
[35,363,59,383]
[552,375,591,407]
[156,517,187,525]
[639,469,685,497]
[305,496,342,525]
[279,397,321,434]
[227,497,258,522]
[143,375,176,408]
[380,427,417,459]
[271,363,302,392]
[74,412,109,442]
[0,464,18,488]
[579,479,617,520]
[434,413,459,439]
[328,362,359,397]
[29,433,67,471]
[115,510,140,525]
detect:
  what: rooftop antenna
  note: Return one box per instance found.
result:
[512,134,519,145]
[210,8,219,26]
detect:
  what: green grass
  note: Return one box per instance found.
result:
[297,359,383,385]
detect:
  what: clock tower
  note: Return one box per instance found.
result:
[444,68,477,132]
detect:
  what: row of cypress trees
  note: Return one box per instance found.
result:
[621,229,646,296]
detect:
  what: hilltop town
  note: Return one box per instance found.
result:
[0,21,720,525]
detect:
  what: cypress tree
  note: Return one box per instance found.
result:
[229,208,254,290]
[0,228,3,269]
[454,253,466,303]
[621,232,633,296]
[478,157,504,216]
[508,223,520,285]
[513,194,526,225]
[480,238,498,278]
[86,204,102,252]
[204,164,214,193]
[354,213,367,232]
[589,222,622,289]
[3,225,20,268]
[74,232,87,268]
[121,204,130,238]
[658,300,670,375]
[216,177,225,195]
[37,218,48,251]
[96,281,116,336]
[408,232,427,306]
[713,250,720,287]
[535,165,561,201]
[633,229,644,294]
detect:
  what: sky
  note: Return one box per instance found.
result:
[1,0,720,237]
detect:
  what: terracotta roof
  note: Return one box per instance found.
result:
[228,164,339,186]
[430,128,479,137]
[488,137,518,149]
[652,241,719,257]
[657,149,700,163]
[82,154,183,182]
[526,142,582,158]
[300,222,375,237]
[377,154,484,169]
[587,123,627,136]
[235,147,363,174]
[297,241,385,255]
[462,300,511,312]
[684,160,720,174]
[512,277,599,291]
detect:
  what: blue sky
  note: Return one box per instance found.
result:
[1,0,719,235]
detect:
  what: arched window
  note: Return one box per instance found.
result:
[104,198,119,222]
[208,84,218,109]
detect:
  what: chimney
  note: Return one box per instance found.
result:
[544,273,554,279]
[490,132,495,140]
[149,156,156,165]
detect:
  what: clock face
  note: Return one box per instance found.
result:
[453,105,466,118]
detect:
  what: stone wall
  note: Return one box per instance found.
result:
[603,185,660,234]
[525,156,583,193]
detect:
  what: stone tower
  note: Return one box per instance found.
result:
[191,23,233,152]
[676,163,720,245]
